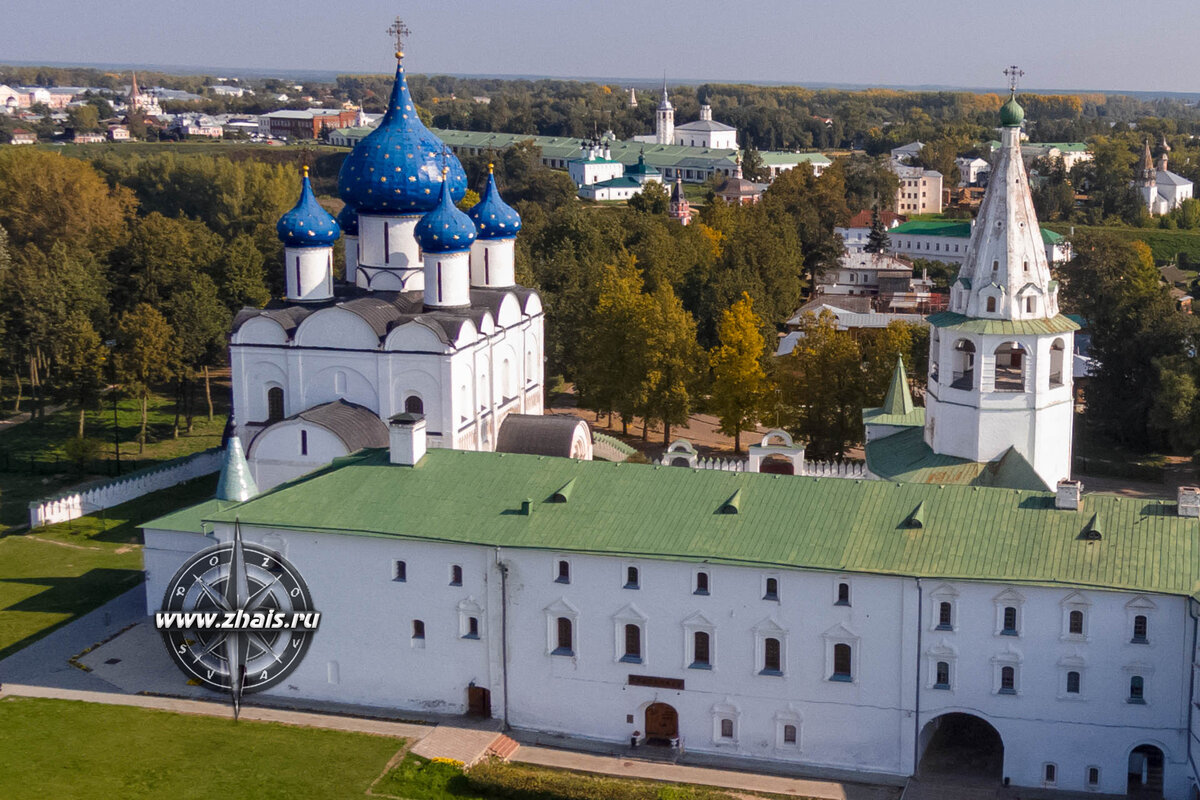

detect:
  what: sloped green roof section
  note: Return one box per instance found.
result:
[862,356,925,427]
[865,427,1048,492]
[150,447,1200,599]
[890,220,1062,244]
[146,498,234,535]
[926,311,1080,336]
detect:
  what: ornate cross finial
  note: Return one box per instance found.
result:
[1003,65,1025,93]
[387,17,411,60]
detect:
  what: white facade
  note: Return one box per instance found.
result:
[956,157,990,187]
[655,86,674,145]
[889,224,1069,266]
[141,518,1196,797]
[567,142,624,188]
[816,252,912,296]
[673,104,738,150]
[891,162,943,214]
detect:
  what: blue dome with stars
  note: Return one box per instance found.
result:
[276,167,340,248]
[415,171,477,254]
[468,166,522,240]
[337,59,467,216]
[336,202,359,236]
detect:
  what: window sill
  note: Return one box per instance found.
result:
[462,633,480,640]
[999,630,1019,637]
[932,683,951,690]
[619,655,643,664]
[689,662,712,670]
[758,669,783,677]
[693,590,709,596]
[834,601,850,607]
[554,577,570,584]
[763,595,779,602]
[623,584,640,591]
[829,673,853,683]
[935,624,953,632]
[449,582,463,588]
[1130,637,1149,645]
[1126,698,1146,705]
[550,648,574,657]
[997,688,1016,696]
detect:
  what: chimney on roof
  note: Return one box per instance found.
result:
[1178,486,1200,518]
[1055,479,1082,510]
[389,413,427,466]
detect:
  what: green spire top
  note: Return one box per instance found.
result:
[881,356,915,416]
[1000,90,1024,127]
[216,437,259,502]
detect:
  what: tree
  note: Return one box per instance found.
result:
[862,321,918,403]
[640,284,703,444]
[779,311,864,458]
[628,181,669,215]
[110,212,222,311]
[51,312,106,438]
[66,104,101,133]
[164,275,231,428]
[709,292,771,453]
[740,144,766,182]
[864,206,890,254]
[215,233,271,311]
[115,304,177,453]
[1061,233,1199,449]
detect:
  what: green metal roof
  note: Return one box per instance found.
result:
[146,447,1200,598]
[146,498,233,535]
[926,311,1080,335]
[865,427,1049,492]
[890,220,1062,244]
[863,357,925,427]
[584,176,643,189]
[758,152,833,167]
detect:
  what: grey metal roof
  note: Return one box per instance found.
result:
[496,414,589,458]
[295,400,389,453]
[675,119,736,133]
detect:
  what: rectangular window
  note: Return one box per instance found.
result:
[1001,606,1018,635]
[393,560,407,582]
[783,723,797,744]
[556,560,570,584]
[1067,670,1081,694]
[763,577,779,601]
[1087,767,1100,787]
[300,429,308,456]
[450,565,463,586]
[465,617,479,639]
[832,643,852,681]
[1044,763,1056,784]
[1132,615,1148,643]
[1069,609,1084,635]
[554,617,573,655]
[692,631,711,669]
[1000,665,1016,694]
[412,620,425,639]
[622,624,642,663]
[695,571,709,595]
[1128,675,1145,703]
[720,718,734,739]
[761,637,781,674]
[836,582,850,606]
[935,661,950,689]
[624,566,639,589]
[937,601,953,630]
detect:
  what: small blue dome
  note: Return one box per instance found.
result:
[337,60,467,215]
[336,203,359,236]
[277,168,340,248]
[468,166,522,240]
[415,171,477,254]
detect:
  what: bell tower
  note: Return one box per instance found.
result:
[655,79,674,145]
[924,68,1078,489]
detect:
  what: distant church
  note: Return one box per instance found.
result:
[632,83,739,150]
[229,48,558,490]
[1134,136,1193,215]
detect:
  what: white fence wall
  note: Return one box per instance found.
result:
[592,432,634,462]
[658,452,867,479]
[28,447,223,528]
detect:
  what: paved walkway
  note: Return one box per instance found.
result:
[514,745,898,800]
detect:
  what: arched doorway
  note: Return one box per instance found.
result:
[917,713,1003,781]
[760,455,795,475]
[1128,744,1164,798]
[644,702,678,745]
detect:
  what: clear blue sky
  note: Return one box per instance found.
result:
[4,0,1199,93]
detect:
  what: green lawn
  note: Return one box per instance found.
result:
[375,754,778,800]
[1044,222,1200,263]
[0,474,216,660]
[0,697,403,800]
[0,388,227,533]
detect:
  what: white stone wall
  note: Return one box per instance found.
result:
[139,520,1197,793]
[29,447,223,528]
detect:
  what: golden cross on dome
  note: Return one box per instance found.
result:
[1003,65,1024,92]
[388,17,412,60]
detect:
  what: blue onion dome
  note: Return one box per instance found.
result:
[415,168,477,254]
[277,166,340,248]
[468,164,522,240]
[336,202,359,236]
[337,57,467,215]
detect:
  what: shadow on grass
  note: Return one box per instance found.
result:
[0,568,144,661]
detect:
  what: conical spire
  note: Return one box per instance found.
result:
[880,356,914,416]
[216,438,259,502]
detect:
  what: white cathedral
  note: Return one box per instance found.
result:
[631,83,739,150]
[144,68,1200,799]
[229,52,552,490]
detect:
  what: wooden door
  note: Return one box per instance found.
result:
[644,703,678,741]
[467,686,491,717]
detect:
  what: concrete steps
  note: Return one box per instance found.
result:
[486,733,520,761]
